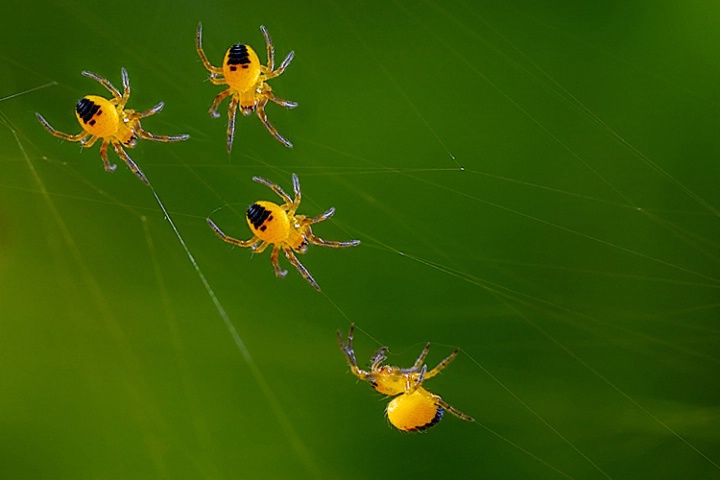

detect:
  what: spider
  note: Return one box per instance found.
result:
[207,173,360,291]
[196,22,297,152]
[338,323,474,432]
[35,68,188,185]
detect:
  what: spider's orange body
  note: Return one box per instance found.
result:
[338,324,473,432]
[36,69,188,185]
[196,23,297,151]
[208,174,360,291]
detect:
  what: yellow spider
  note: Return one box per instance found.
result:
[196,22,297,152]
[207,173,360,291]
[338,323,474,432]
[35,68,188,185]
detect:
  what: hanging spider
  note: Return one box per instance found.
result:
[196,22,297,152]
[35,68,188,185]
[207,173,359,291]
[338,323,474,431]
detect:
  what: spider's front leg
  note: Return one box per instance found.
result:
[196,23,223,75]
[338,324,372,381]
[81,70,123,103]
[424,348,460,380]
[253,175,293,206]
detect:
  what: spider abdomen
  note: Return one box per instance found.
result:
[75,95,119,138]
[223,43,261,92]
[246,201,290,243]
[386,388,444,432]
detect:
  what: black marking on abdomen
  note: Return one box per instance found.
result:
[227,44,251,66]
[410,406,444,432]
[247,203,271,229]
[76,98,101,124]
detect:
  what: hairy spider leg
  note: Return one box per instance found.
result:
[35,113,88,142]
[196,23,223,75]
[283,246,319,291]
[425,349,460,380]
[207,218,259,247]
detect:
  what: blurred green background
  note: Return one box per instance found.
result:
[1,0,719,478]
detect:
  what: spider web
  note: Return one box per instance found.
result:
[1,0,719,479]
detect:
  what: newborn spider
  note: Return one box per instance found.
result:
[207,173,359,291]
[338,323,474,431]
[36,68,188,184]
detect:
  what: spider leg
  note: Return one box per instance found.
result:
[290,172,302,213]
[424,348,460,380]
[134,102,164,119]
[83,136,99,148]
[406,364,427,394]
[99,139,116,172]
[260,25,275,71]
[209,74,227,85]
[207,218,258,247]
[264,51,295,80]
[267,90,298,109]
[370,346,389,370]
[132,112,189,142]
[196,22,223,75]
[304,207,334,224]
[432,393,474,422]
[252,176,293,206]
[399,343,431,375]
[136,127,189,143]
[226,95,239,153]
[81,70,123,102]
[337,327,358,368]
[119,67,131,108]
[270,244,288,278]
[111,141,148,185]
[255,100,293,148]
[253,241,270,254]
[35,113,88,142]
[337,323,371,381]
[305,230,361,248]
[209,89,232,119]
[282,246,320,291]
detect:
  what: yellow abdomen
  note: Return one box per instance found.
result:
[223,44,261,93]
[386,388,444,432]
[246,201,290,243]
[75,95,119,138]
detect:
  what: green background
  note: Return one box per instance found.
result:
[1,1,719,479]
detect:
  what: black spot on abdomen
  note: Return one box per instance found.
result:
[227,44,251,66]
[76,98,100,124]
[247,203,271,230]
[410,407,444,432]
